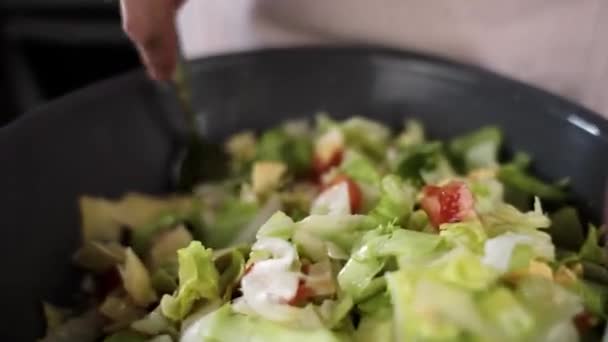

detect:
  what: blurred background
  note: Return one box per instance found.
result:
[0,0,138,126]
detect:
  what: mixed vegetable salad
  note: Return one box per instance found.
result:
[42,116,608,342]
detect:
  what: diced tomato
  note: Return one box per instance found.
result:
[313,149,343,177]
[287,280,315,306]
[324,174,363,213]
[574,311,596,333]
[421,181,475,228]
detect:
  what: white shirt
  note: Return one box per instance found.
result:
[177,0,608,117]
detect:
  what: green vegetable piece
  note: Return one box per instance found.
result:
[478,287,534,339]
[579,225,608,265]
[151,266,178,295]
[103,331,146,342]
[449,126,502,171]
[369,175,416,226]
[194,305,345,342]
[550,207,585,251]
[395,119,425,148]
[256,211,295,240]
[256,128,313,174]
[498,164,567,202]
[395,142,443,186]
[204,198,258,248]
[340,149,381,185]
[160,241,219,321]
[340,117,391,159]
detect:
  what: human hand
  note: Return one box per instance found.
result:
[120,0,185,80]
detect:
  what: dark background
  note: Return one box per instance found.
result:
[0,0,139,125]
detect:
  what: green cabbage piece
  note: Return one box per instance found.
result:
[161,241,219,321]
[469,177,504,214]
[203,197,259,248]
[449,126,502,171]
[395,119,425,148]
[316,115,390,159]
[340,149,381,185]
[340,117,391,159]
[103,331,147,342]
[515,277,583,330]
[579,224,608,266]
[256,211,295,240]
[256,128,313,174]
[477,287,535,340]
[394,142,448,186]
[498,164,567,202]
[368,175,416,226]
[480,197,550,236]
[439,221,488,253]
[353,311,393,342]
[292,214,376,261]
[338,226,443,301]
[189,305,346,342]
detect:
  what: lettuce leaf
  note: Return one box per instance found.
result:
[498,164,567,202]
[161,242,219,321]
[449,126,502,171]
[256,128,313,174]
[480,197,551,236]
[368,175,416,226]
[340,149,381,185]
[477,287,535,340]
[439,220,488,253]
[579,224,608,266]
[338,226,443,301]
[256,211,295,240]
[203,197,259,248]
[395,119,425,148]
[482,231,555,272]
[340,117,391,159]
[394,142,445,186]
[292,214,376,261]
[181,305,346,342]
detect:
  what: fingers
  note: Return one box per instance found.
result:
[120,0,184,80]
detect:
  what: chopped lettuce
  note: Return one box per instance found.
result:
[338,226,443,301]
[498,164,567,202]
[369,175,416,226]
[340,117,391,159]
[119,248,158,307]
[69,119,608,342]
[103,331,147,342]
[482,231,555,272]
[449,126,502,171]
[202,196,259,248]
[439,220,488,253]
[580,225,608,266]
[480,197,551,236]
[394,142,445,186]
[395,119,425,148]
[340,149,381,185]
[256,128,313,174]
[161,242,219,321]
[181,305,346,342]
[256,211,296,240]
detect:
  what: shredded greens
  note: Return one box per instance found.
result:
[47,116,607,342]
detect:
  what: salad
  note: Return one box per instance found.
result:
[42,116,608,342]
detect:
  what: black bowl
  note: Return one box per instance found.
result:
[1,47,607,341]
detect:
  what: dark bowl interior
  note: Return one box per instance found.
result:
[1,47,607,341]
